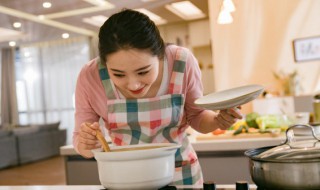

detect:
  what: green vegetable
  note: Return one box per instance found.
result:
[233,125,243,135]
[255,115,286,131]
[245,112,260,128]
[233,124,248,135]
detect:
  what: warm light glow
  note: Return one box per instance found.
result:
[135,9,167,25]
[42,2,52,8]
[217,8,233,24]
[217,0,235,25]
[82,0,114,7]
[9,41,16,47]
[165,1,205,20]
[223,0,236,12]
[62,33,70,39]
[13,22,21,28]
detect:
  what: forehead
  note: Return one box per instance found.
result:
[106,49,158,70]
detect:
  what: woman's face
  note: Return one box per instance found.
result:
[106,49,160,99]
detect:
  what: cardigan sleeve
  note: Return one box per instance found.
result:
[181,47,212,131]
[73,60,101,153]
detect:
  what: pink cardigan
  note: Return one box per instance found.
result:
[73,45,209,152]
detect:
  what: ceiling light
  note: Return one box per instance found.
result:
[0,6,96,36]
[9,41,16,47]
[82,15,108,27]
[165,1,205,20]
[217,8,233,24]
[135,8,167,25]
[13,22,22,28]
[42,2,52,8]
[62,33,70,39]
[223,0,236,12]
[82,0,114,7]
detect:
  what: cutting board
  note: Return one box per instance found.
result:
[196,131,285,140]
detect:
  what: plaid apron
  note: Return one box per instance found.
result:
[98,48,203,185]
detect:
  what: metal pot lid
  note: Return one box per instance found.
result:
[255,124,320,160]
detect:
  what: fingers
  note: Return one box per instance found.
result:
[216,107,243,129]
[78,122,101,150]
[227,107,243,119]
[220,111,236,127]
[80,122,99,136]
[215,114,232,129]
[78,140,101,151]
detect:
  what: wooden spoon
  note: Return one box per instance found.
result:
[85,122,110,152]
[96,130,111,152]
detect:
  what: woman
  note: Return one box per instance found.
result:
[73,9,242,185]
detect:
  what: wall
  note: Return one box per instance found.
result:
[158,23,190,49]
[209,0,320,96]
[159,20,215,95]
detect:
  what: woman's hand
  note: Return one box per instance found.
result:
[76,122,101,158]
[214,107,243,130]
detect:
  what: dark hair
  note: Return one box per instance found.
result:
[98,9,165,65]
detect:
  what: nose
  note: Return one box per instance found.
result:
[127,78,141,91]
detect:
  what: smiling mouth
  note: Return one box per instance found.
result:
[130,87,145,94]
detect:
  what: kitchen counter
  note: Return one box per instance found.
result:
[189,134,286,152]
[60,135,289,185]
[60,135,287,155]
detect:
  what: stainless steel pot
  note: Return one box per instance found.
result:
[245,124,320,190]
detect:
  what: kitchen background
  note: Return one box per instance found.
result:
[0,0,320,145]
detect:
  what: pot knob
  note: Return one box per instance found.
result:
[236,181,249,190]
[203,181,216,190]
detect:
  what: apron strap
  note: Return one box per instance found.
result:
[98,58,118,99]
[168,48,187,94]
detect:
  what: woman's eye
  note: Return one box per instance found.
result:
[138,71,149,76]
[113,74,125,78]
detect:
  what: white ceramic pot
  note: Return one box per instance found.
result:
[92,143,181,190]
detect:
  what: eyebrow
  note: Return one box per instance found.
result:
[110,65,151,73]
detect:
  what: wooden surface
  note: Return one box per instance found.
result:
[0,156,65,185]
[196,132,285,140]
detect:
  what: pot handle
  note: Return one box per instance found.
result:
[284,124,320,148]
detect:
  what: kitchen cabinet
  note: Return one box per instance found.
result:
[188,20,211,48]
[158,19,210,49]
[60,146,100,185]
[191,136,287,183]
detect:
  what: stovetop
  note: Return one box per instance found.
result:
[159,184,258,190]
[160,184,290,190]
[103,183,266,190]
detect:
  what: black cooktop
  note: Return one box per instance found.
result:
[159,185,254,190]
[102,183,276,190]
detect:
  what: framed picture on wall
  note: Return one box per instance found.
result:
[292,36,320,62]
